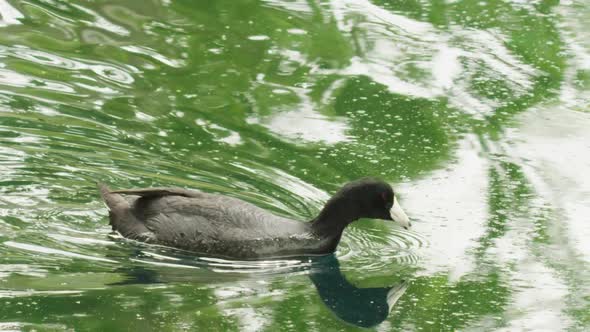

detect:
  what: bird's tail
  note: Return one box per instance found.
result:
[97,182,153,239]
[97,182,130,230]
[97,182,128,211]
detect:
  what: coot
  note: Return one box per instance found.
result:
[99,178,410,259]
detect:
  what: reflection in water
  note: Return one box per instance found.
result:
[399,136,489,279]
[248,108,351,144]
[309,255,407,328]
[1,0,590,330]
[0,0,22,27]
[114,252,408,329]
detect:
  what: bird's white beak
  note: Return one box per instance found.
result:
[390,196,410,230]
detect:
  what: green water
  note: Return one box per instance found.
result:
[1,0,589,330]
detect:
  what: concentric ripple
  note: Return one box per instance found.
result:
[338,224,428,271]
[133,248,314,276]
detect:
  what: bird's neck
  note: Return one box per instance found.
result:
[311,194,361,240]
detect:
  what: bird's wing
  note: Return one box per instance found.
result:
[110,187,202,198]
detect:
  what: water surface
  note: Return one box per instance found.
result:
[1,0,589,330]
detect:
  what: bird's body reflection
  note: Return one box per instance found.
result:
[111,248,408,328]
[309,255,408,328]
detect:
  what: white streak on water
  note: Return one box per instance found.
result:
[130,259,199,269]
[4,241,117,263]
[71,3,129,36]
[508,108,590,265]
[327,0,540,118]
[0,0,23,27]
[121,45,185,68]
[398,136,489,280]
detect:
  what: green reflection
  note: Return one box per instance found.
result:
[1,0,588,330]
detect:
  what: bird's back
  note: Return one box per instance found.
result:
[100,185,323,258]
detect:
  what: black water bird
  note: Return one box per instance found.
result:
[99,178,410,259]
